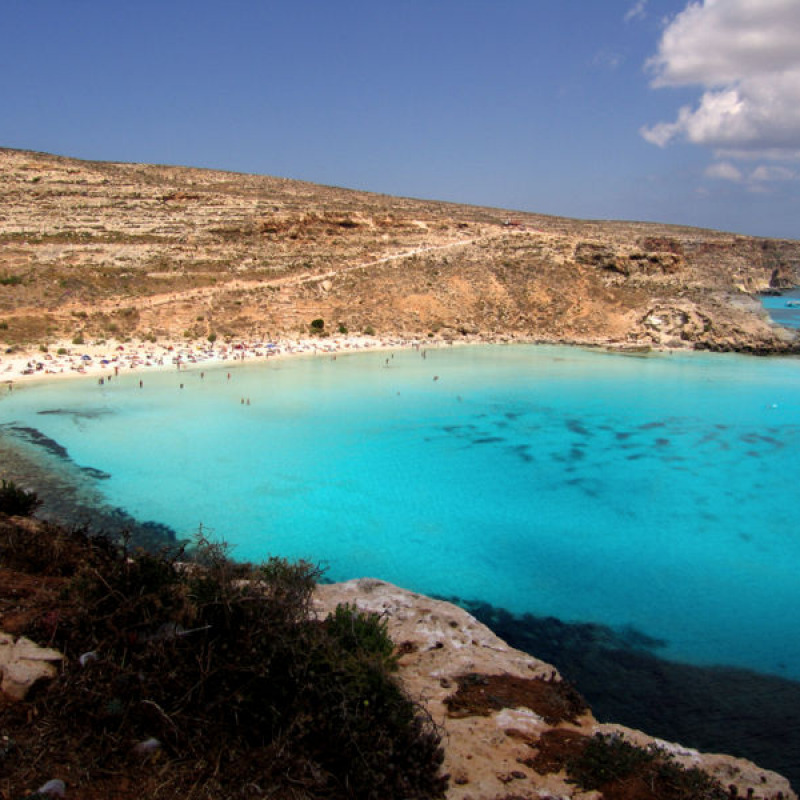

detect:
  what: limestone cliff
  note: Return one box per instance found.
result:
[315,579,796,800]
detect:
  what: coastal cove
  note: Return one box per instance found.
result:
[3,342,800,675]
[2,342,800,783]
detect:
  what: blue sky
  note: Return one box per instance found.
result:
[3,1,799,239]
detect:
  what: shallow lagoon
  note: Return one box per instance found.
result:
[3,343,800,683]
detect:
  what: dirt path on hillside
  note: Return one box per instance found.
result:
[130,235,494,312]
[11,232,521,321]
[4,228,550,331]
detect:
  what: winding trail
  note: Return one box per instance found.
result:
[7,227,540,321]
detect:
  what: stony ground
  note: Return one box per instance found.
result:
[1,147,798,354]
[316,579,797,800]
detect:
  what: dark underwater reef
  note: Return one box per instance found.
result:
[0,423,178,552]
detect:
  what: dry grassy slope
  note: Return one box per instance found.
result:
[1,147,799,352]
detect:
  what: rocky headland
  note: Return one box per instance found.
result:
[1,147,798,358]
[316,579,796,800]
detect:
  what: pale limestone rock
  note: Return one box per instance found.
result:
[0,631,63,701]
[314,579,796,800]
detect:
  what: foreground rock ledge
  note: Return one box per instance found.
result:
[314,578,795,800]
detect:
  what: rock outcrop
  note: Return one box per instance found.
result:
[0,631,62,701]
[315,579,796,800]
[1,147,798,354]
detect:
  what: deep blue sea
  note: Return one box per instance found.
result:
[2,344,800,783]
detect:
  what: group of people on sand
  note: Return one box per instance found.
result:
[1,335,433,387]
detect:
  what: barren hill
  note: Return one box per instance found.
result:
[1,147,798,353]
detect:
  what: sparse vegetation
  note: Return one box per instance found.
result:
[0,519,447,799]
[0,147,795,352]
[568,734,730,800]
[528,731,731,800]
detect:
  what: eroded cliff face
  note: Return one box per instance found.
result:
[1,148,798,353]
[315,579,796,800]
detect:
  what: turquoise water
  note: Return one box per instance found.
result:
[761,289,800,329]
[3,344,800,679]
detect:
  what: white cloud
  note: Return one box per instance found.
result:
[624,1,647,23]
[641,0,800,160]
[647,0,800,88]
[750,165,797,181]
[705,161,743,182]
[701,159,798,191]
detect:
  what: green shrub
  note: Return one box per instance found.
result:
[325,602,397,669]
[1,528,447,798]
[310,318,325,332]
[364,325,376,336]
[71,334,84,345]
[338,323,348,334]
[567,734,727,800]
[567,732,656,789]
[0,480,42,517]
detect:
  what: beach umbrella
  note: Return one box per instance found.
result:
[81,355,91,361]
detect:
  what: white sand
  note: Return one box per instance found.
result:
[0,335,436,387]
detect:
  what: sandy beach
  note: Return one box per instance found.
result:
[0,334,439,388]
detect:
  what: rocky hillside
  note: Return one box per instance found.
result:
[1,148,798,353]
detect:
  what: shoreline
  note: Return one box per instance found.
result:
[0,333,642,388]
[0,334,448,388]
[2,329,798,391]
